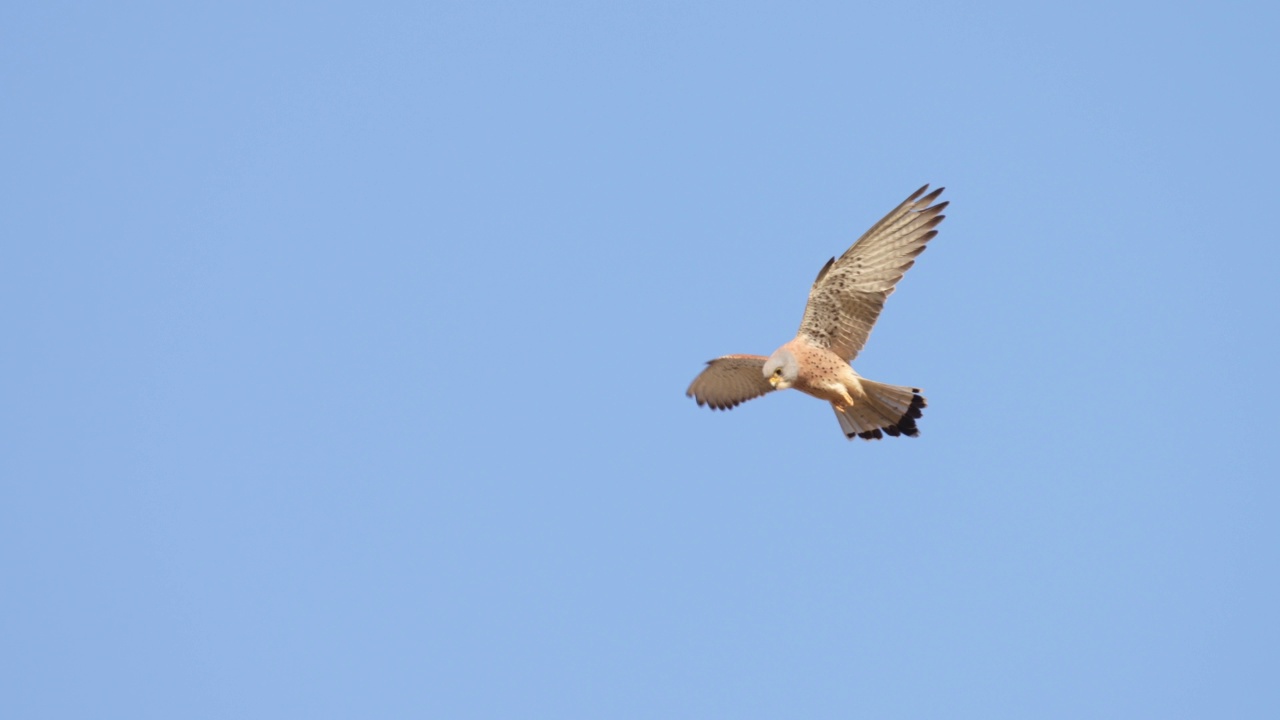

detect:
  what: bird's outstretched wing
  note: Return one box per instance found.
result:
[796,185,946,362]
[685,355,774,410]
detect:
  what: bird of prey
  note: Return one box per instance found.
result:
[685,185,947,440]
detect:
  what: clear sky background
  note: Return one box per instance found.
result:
[3,2,1278,718]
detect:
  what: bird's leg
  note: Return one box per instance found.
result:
[834,386,856,409]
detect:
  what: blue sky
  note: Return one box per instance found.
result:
[3,2,1278,718]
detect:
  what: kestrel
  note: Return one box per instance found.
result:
[686,184,947,440]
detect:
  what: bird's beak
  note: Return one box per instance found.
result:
[768,376,780,388]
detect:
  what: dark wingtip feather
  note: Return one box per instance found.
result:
[920,187,945,206]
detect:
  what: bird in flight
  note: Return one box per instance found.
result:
[685,185,947,440]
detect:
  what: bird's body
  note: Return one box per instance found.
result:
[685,185,946,441]
[774,337,859,407]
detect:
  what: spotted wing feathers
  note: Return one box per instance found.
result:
[685,354,774,410]
[797,185,946,361]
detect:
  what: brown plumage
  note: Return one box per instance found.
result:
[685,185,946,440]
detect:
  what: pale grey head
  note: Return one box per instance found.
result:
[762,348,799,391]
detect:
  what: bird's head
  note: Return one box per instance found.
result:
[763,349,799,390]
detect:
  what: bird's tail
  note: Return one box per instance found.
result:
[832,380,926,441]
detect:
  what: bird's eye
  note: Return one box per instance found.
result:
[774,368,782,376]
